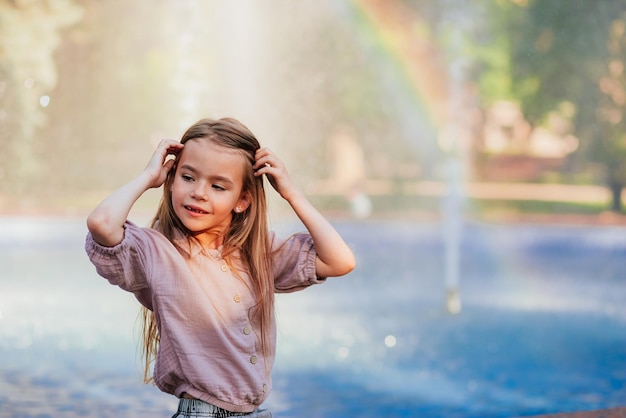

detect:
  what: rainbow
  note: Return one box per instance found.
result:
[339,0,449,144]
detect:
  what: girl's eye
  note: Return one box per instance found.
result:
[212,184,226,191]
[182,175,194,182]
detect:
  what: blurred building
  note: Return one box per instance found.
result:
[477,101,579,182]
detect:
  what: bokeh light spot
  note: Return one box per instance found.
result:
[384,335,397,348]
[336,346,350,360]
[39,95,50,107]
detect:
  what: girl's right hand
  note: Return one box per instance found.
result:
[87,139,183,247]
[144,139,184,188]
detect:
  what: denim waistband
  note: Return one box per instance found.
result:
[172,398,252,418]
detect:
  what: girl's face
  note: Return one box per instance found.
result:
[170,139,251,249]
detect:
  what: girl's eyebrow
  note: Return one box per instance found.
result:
[180,163,199,174]
[180,164,234,185]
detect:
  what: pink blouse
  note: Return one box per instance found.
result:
[85,221,324,413]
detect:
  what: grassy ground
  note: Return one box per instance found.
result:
[2,181,626,226]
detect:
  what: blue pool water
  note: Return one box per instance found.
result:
[0,217,624,417]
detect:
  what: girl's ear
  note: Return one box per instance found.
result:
[235,191,252,213]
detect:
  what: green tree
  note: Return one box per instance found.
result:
[507,0,626,211]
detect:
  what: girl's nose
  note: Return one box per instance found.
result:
[192,185,209,200]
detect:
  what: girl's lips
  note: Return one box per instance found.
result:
[184,205,208,215]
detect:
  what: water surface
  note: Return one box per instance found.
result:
[1,217,624,417]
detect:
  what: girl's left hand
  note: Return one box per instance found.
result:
[254,147,298,200]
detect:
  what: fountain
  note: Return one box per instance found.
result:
[3,2,625,417]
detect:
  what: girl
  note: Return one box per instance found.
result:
[85,117,355,417]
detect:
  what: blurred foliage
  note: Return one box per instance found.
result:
[3,0,626,213]
[0,0,424,202]
[0,0,82,194]
[505,0,626,211]
[450,0,626,211]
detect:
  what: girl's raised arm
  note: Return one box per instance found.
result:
[254,148,356,278]
[87,140,183,247]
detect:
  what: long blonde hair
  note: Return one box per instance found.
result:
[140,117,273,383]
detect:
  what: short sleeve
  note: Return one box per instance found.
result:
[271,232,327,293]
[85,221,154,293]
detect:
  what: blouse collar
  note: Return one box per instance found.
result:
[171,227,223,259]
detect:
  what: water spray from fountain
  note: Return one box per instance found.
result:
[440,24,470,315]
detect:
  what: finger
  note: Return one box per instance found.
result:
[255,147,275,162]
[255,146,272,156]
[253,155,273,170]
[254,163,271,177]
[163,158,176,171]
[255,160,280,178]
[155,140,179,158]
[166,142,184,154]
